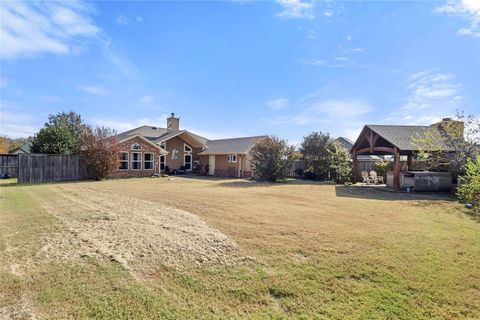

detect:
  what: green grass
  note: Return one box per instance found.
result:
[1,178,479,319]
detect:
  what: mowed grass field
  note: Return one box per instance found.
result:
[1,177,479,319]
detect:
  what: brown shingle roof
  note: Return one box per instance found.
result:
[116,126,208,146]
[199,136,268,155]
[365,125,452,151]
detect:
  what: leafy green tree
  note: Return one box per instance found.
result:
[328,142,352,183]
[250,136,297,182]
[32,111,88,154]
[457,157,480,213]
[414,111,479,173]
[300,132,333,180]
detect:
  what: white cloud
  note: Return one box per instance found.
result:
[0,101,41,138]
[115,14,143,26]
[91,115,169,133]
[80,85,108,95]
[276,0,315,20]
[385,70,462,126]
[266,98,289,110]
[435,0,480,38]
[352,47,366,53]
[102,38,141,80]
[270,95,374,126]
[0,1,98,59]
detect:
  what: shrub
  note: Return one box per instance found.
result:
[250,136,297,182]
[373,160,393,180]
[302,168,318,180]
[294,168,304,177]
[457,157,480,213]
[80,126,120,180]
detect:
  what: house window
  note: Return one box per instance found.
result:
[131,143,142,151]
[144,153,154,170]
[184,154,192,170]
[184,144,192,153]
[227,154,237,163]
[160,142,166,150]
[119,152,128,170]
[131,152,142,170]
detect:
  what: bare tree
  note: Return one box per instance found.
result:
[80,126,120,180]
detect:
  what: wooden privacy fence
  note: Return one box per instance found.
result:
[0,154,19,178]
[17,154,89,183]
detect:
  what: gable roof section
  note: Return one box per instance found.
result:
[354,125,452,152]
[115,125,208,147]
[334,137,354,151]
[11,142,32,153]
[199,136,268,155]
[116,134,168,154]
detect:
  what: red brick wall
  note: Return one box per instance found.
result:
[113,136,162,178]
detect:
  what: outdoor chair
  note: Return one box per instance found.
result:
[361,170,371,184]
[369,171,384,184]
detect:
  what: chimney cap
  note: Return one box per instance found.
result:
[170,112,175,117]
[442,117,453,121]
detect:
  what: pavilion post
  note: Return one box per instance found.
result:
[352,149,358,183]
[393,147,401,191]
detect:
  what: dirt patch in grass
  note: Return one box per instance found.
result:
[37,186,239,274]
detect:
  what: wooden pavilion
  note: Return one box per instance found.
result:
[351,118,461,191]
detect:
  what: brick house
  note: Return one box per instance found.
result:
[112,113,266,178]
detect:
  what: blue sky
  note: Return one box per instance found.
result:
[1,0,479,145]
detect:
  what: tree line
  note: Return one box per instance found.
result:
[249,132,352,184]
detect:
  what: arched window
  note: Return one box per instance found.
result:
[131,143,142,151]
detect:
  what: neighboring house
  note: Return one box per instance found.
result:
[333,137,353,151]
[10,142,32,154]
[198,135,267,178]
[113,113,265,178]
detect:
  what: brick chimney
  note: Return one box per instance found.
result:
[431,117,464,141]
[167,113,180,131]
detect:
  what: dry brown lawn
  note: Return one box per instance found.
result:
[1,176,479,319]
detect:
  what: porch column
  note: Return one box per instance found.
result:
[393,147,400,191]
[352,150,358,183]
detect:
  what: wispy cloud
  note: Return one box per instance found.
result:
[79,85,108,95]
[115,14,143,26]
[276,0,315,20]
[0,1,98,59]
[91,115,169,133]
[269,93,374,126]
[139,95,153,103]
[102,38,141,80]
[385,70,462,126]
[435,0,480,38]
[266,98,289,110]
[0,101,42,138]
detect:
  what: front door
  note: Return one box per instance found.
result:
[208,155,215,175]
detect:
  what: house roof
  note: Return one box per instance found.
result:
[199,136,268,155]
[115,125,208,147]
[363,124,452,151]
[11,142,32,153]
[334,137,354,151]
